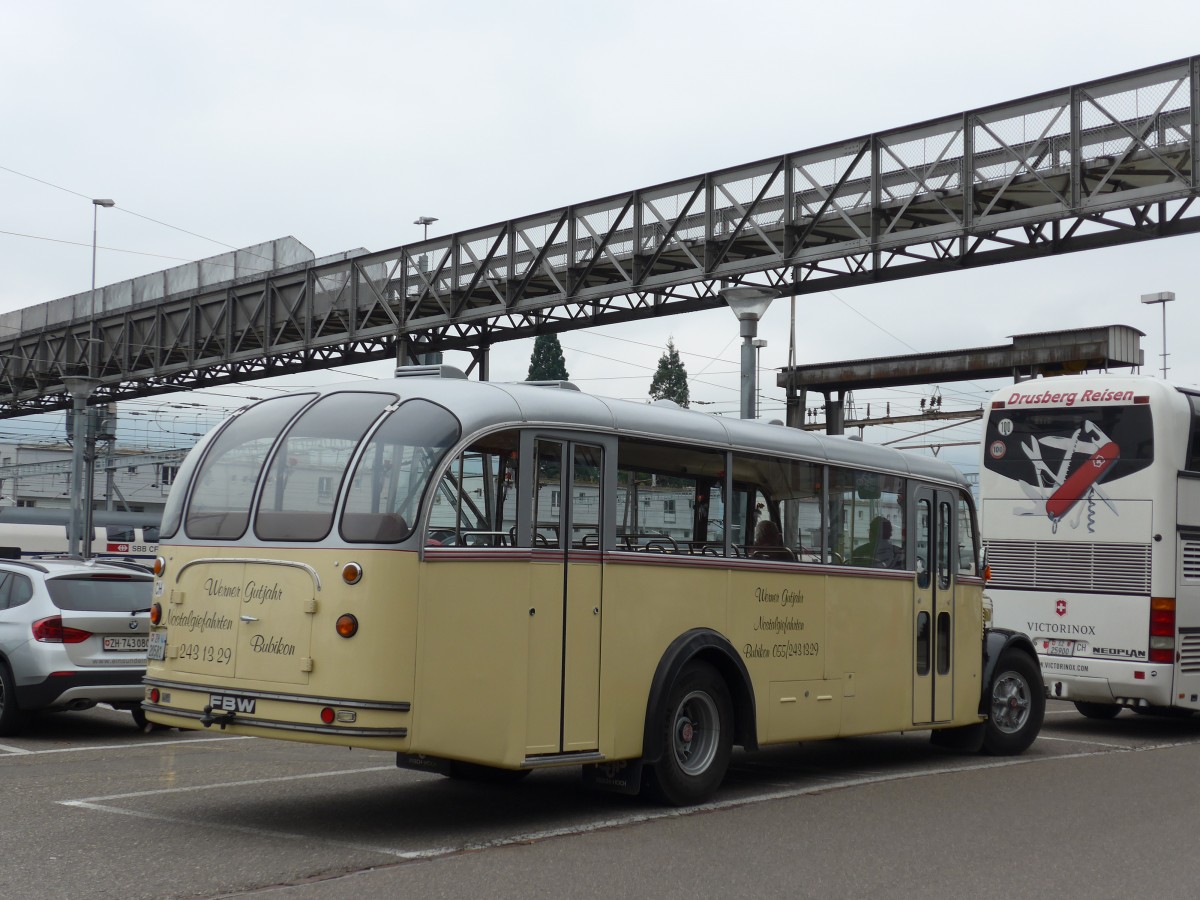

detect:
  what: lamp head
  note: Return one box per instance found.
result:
[721,286,780,322]
[92,199,115,208]
[1140,291,1175,304]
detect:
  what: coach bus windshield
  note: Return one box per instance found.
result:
[179,393,460,543]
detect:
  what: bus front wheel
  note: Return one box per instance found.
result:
[644,661,733,806]
[983,650,1044,755]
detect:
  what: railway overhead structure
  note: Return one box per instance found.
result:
[1,56,1198,418]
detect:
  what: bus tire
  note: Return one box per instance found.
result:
[644,661,732,806]
[1073,701,1121,720]
[0,660,31,737]
[983,649,1044,755]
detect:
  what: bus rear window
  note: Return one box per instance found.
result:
[983,405,1153,487]
[341,399,461,543]
[255,392,397,541]
[184,394,316,540]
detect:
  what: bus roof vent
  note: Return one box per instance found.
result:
[651,398,680,408]
[393,365,467,380]
[524,381,581,391]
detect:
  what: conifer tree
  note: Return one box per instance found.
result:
[526,334,569,381]
[649,338,689,407]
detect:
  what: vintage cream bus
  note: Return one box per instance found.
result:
[144,365,1043,805]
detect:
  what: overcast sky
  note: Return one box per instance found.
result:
[2,1,1198,475]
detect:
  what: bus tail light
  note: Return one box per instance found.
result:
[342,562,362,585]
[150,602,163,625]
[1149,597,1176,664]
[153,556,166,577]
[336,614,359,638]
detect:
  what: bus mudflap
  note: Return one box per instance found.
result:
[582,759,643,795]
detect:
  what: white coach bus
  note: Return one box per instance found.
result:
[979,374,1200,718]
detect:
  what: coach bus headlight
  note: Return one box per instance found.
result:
[336,614,359,638]
[342,562,363,585]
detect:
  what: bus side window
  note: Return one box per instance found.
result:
[429,430,520,548]
[916,498,932,589]
[956,496,978,576]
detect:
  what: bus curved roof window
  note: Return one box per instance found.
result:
[341,399,461,544]
[184,394,316,541]
[158,441,208,540]
[254,393,398,541]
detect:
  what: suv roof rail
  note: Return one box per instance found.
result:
[0,559,49,573]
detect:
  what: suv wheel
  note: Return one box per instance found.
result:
[0,660,32,737]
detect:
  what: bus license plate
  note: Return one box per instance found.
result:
[1043,639,1075,657]
[147,631,166,661]
[104,635,148,652]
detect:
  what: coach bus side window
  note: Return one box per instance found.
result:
[185,394,316,540]
[956,495,978,576]
[616,437,725,554]
[1187,395,1200,472]
[256,393,397,541]
[429,430,519,548]
[734,453,824,563]
[828,467,907,568]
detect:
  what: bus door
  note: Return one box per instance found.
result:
[913,487,956,725]
[522,436,606,756]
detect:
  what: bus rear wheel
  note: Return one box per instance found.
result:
[644,661,732,806]
[983,650,1044,755]
[1074,701,1121,720]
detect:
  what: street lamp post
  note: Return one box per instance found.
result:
[92,199,115,309]
[722,286,780,419]
[63,376,100,558]
[752,338,768,418]
[413,215,438,240]
[1140,291,1175,379]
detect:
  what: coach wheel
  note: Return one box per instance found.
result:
[1074,701,1121,720]
[644,661,732,806]
[982,649,1044,755]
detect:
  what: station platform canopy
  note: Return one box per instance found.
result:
[779,324,1145,394]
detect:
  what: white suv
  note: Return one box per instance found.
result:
[0,558,153,735]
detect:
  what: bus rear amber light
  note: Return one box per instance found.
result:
[320,707,336,725]
[150,602,162,625]
[153,556,166,576]
[336,614,359,638]
[342,562,363,585]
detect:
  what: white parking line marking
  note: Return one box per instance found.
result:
[59,745,1198,864]
[0,735,251,757]
[1034,734,1131,749]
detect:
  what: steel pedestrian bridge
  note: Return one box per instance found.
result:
[1,56,1197,417]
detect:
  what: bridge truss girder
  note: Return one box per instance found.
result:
[1,56,1197,417]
